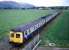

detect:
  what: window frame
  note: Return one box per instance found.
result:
[16,34,20,38]
[11,33,14,37]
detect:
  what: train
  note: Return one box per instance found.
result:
[9,11,60,45]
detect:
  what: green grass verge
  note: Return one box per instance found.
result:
[40,10,69,47]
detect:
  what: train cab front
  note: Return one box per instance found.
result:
[9,31,23,45]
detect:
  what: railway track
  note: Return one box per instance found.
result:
[0,34,40,50]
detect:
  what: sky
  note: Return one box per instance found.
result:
[0,0,69,7]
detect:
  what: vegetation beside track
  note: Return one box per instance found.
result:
[40,10,69,47]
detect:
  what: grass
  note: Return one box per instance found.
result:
[40,10,69,47]
[0,9,50,41]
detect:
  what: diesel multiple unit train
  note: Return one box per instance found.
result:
[9,12,60,44]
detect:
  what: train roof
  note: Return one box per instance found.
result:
[11,18,42,32]
[11,15,51,32]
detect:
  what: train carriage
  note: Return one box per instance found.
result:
[9,17,46,44]
[9,12,60,44]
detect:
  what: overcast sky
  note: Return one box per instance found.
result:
[0,0,69,7]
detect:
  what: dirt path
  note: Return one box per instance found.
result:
[0,37,11,50]
[37,47,69,50]
[0,36,19,50]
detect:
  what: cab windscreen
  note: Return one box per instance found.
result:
[16,34,20,38]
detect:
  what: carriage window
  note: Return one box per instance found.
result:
[29,29,30,33]
[16,34,20,38]
[25,31,27,35]
[11,33,14,37]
